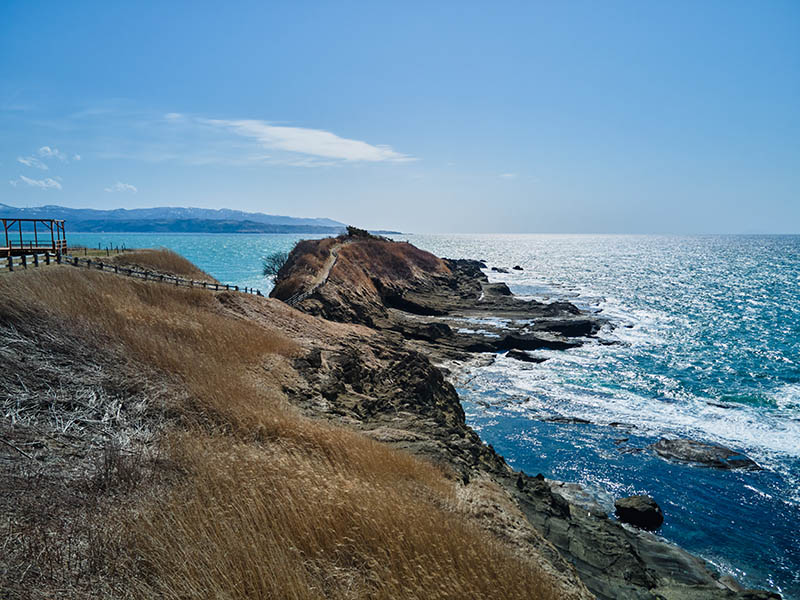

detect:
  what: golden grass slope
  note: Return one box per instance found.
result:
[0,254,567,600]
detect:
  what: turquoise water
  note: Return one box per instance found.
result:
[69,232,799,597]
[67,232,327,293]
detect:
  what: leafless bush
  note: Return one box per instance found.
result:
[262,250,289,279]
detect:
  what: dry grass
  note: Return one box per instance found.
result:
[110,248,215,281]
[272,237,339,300]
[134,432,558,600]
[335,239,449,284]
[68,246,128,258]
[0,252,561,600]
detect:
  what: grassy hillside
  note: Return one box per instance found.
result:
[0,253,563,599]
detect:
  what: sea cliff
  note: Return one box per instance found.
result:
[271,230,779,600]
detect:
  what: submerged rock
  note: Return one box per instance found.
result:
[491,266,509,273]
[650,438,761,470]
[512,265,524,270]
[615,495,664,530]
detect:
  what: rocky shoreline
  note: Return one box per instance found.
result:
[270,231,779,600]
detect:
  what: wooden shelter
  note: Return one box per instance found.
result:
[1,218,67,257]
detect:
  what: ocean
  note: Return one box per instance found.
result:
[68,232,800,597]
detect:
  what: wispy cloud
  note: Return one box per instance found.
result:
[17,146,77,170]
[499,173,516,179]
[17,108,414,169]
[17,156,48,170]
[104,181,137,193]
[202,118,415,163]
[38,145,68,161]
[10,175,62,190]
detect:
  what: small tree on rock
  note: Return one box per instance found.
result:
[263,250,289,280]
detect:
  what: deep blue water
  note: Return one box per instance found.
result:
[68,232,799,597]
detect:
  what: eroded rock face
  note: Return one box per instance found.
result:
[650,438,762,470]
[270,234,779,600]
[615,495,664,530]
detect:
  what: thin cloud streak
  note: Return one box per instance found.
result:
[10,175,62,189]
[202,118,415,163]
[104,181,137,193]
[17,156,48,170]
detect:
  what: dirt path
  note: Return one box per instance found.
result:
[309,244,341,289]
[286,241,347,306]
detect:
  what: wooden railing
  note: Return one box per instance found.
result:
[1,218,67,257]
[0,252,265,297]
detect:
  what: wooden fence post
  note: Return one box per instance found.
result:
[7,255,13,272]
[45,252,50,265]
[73,256,78,266]
[33,253,39,267]
[86,259,91,269]
[21,254,27,269]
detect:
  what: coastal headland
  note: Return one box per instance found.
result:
[0,235,779,599]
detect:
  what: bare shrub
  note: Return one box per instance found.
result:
[263,250,289,280]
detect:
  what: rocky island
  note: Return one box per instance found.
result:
[0,233,778,599]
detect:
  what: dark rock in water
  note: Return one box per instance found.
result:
[483,282,512,296]
[546,416,592,425]
[496,333,581,351]
[650,438,761,470]
[506,349,547,363]
[532,318,600,337]
[541,301,582,316]
[512,265,523,270]
[490,266,509,273]
[615,495,664,530]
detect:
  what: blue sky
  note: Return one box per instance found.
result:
[1,1,798,233]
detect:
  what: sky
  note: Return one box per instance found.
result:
[1,1,798,233]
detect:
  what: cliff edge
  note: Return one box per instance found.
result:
[271,231,779,600]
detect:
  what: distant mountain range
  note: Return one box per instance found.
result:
[0,203,349,234]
